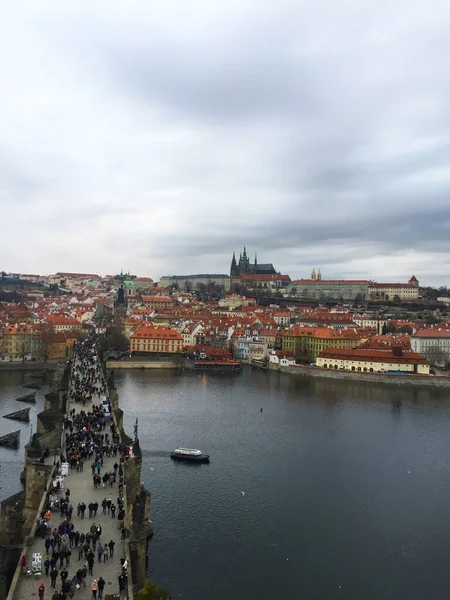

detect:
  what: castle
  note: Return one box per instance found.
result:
[230,247,277,277]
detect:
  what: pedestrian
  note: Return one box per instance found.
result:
[97,542,103,563]
[44,557,51,575]
[20,554,27,574]
[108,540,115,558]
[97,576,105,599]
[91,579,98,599]
[50,567,58,587]
[38,582,45,599]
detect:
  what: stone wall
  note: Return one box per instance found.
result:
[280,364,450,387]
[0,358,70,597]
[106,360,179,369]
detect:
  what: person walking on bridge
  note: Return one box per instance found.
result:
[38,582,45,600]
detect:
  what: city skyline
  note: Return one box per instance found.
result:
[1,1,450,286]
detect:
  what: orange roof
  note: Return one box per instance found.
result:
[292,279,369,284]
[412,328,450,338]
[240,274,291,281]
[131,325,182,340]
[319,347,427,365]
[47,315,81,326]
[142,296,173,303]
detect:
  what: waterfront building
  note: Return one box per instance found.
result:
[2,323,32,359]
[268,349,296,367]
[411,328,450,367]
[248,339,269,363]
[282,326,362,362]
[316,347,430,374]
[130,325,183,354]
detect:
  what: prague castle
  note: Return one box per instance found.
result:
[230,247,277,277]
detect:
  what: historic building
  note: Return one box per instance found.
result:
[230,247,277,277]
[368,276,419,301]
[316,347,429,374]
[410,328,450,367]
[290,277,370,302]
[130,325,183,354]
[290,272,419,302]
[158,274,231,290]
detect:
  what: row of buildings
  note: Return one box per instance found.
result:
[158,247,421,302]
[0,266,444,376]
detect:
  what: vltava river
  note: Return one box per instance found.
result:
[116,367,450,600]
[2,367,450,599]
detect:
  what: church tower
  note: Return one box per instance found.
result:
[230,252,238,277]
[239,246,250,273]
[311,268,316,280]
[317,268,322,280]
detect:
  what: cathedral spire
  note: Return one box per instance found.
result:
[254,253,257,265]
[311,268,316,280]
[242,246,248,260]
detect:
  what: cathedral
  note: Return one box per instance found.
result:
[230,247,277,277]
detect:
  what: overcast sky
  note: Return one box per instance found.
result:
[1,1,450,285]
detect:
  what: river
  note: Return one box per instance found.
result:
[2,367,450,599]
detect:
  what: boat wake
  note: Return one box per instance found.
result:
[140,449,171,458]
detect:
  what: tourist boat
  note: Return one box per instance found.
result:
[170,448,210,462]
[0,429,20,448]
[192,360,242,372]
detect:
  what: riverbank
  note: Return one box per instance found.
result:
[106,359,180,369]
[278,363,450,387]
[0,360,58,371]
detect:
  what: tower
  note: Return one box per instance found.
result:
[317,268,321,280]
[254,253,257,266]
[238,246,250,273]
[230,252,238,278]
[311,268,316,280]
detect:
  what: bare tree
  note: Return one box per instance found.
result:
[423,345,449,368]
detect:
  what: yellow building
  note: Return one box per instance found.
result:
[47,332,68,360]
[282,326,360,362]
[130,325,183,354]
[316,347,429,374]
[3,323,32,359]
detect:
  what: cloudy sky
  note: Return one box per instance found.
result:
[1,0,450,285]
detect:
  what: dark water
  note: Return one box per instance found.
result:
[2,368,450,599]
[115,367,450,600]
[0,370,48,499]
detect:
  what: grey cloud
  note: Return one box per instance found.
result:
[1,1,450,285]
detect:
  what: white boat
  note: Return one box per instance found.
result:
[170,447,210,462]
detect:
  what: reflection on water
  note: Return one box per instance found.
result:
[114,366,450,600]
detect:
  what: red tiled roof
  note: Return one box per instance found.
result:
[240,274,291,281]
[292,279,370,284]
[131,325,182,340]
[412,329,450,338]
[318,347,427,365]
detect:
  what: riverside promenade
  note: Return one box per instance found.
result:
[14,341,129,600]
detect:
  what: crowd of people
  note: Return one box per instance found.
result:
[23,337,131,600]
